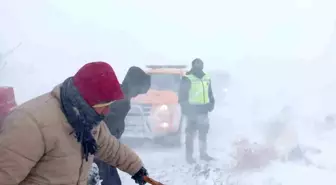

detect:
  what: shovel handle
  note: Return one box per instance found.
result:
[143,176,164,185]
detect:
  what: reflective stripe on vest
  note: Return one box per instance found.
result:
[185,74,211,104]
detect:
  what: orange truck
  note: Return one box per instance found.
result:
[122,65,187,146]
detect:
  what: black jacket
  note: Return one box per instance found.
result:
[104,99,130,139]
[178,70,215,116]
[104,66,150,139]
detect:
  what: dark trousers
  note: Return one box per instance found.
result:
[185,114,210,157]
[94,159,121,185]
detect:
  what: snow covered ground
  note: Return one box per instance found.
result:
[117,112,336,185]
[118,91,336,185]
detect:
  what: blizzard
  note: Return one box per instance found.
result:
[2,0,336,184]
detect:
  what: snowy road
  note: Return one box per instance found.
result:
[119,106,336,185]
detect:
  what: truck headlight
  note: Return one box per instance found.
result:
[159,104,168,111]
[160,122,169,128]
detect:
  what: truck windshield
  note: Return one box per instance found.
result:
[149,73,181,91]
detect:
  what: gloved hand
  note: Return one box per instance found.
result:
[131,167,148,185]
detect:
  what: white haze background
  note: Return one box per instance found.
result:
[1,0,336,184]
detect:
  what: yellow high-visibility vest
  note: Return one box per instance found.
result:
[185,74,211,104]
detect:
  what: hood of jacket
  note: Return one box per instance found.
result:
[121,66,151,98]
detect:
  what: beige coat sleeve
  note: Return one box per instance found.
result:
[0,110,45,184]
[95,122,143,176]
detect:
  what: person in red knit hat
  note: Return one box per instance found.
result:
[73,61,124,106]
[0,61,148,185]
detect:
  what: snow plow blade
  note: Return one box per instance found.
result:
[144,176,164,185]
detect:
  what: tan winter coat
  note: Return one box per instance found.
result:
[0,85,143,185]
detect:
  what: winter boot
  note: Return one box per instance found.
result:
[200,154,214,161]
[199,140,214,161]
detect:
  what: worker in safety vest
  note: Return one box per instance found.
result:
[178,58,215,164]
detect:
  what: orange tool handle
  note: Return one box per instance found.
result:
[143,176,164,185]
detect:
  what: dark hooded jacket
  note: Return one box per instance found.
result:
[105,66,151,139]
[94,66,150,185]
[178,69,215,116]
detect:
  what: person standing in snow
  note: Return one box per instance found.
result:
[94,66,151,185]
[178,58,215,164]
[0,61,148,185]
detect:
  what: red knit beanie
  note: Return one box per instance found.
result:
[73,61,124,106]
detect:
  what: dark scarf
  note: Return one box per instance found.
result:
[60,77,104,161]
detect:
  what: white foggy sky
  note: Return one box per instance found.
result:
[2,0,336,64]
[1,0,336,108]
[49,0,336,62]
